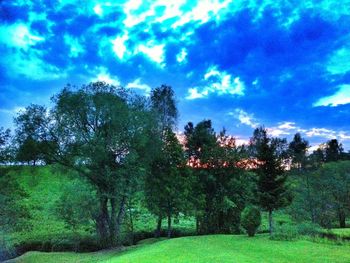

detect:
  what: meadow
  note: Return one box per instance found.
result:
[3,166,350,263]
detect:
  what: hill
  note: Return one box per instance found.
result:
[8,235,350,263]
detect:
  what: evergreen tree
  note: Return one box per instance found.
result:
[250,127,291,234]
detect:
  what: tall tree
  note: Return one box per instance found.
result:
[145,85,179,237]
[185,121,253,234]
[288,133,316,223]
[325,139,343,162]
[288,133,309,170]
[39,82,156,247]
[145,128,191,238]
[0,127,12,164]
[313,161,350,228]
[250,127,291,234]
[14,104,55,165]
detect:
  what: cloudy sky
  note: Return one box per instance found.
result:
[1,0,350,148]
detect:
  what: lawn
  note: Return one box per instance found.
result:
[8,235,350,263]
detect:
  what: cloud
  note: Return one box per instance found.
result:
[229,109,259,128]
[313,85,350,107]
[186,66,245,99]
[126,78,151,94]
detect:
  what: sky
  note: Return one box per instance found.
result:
[1,0,350,149]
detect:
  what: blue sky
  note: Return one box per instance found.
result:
[1,0,350,149]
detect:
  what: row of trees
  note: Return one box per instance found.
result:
[1,82,349,247]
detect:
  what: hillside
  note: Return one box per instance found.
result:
[8,235,350,263]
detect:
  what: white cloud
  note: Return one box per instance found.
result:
[0,23,44,49]
[64,35,84,58]
[111,33,129,60]
[313,85,350,107]
[186,66,245,99]
[186,88,206,100]
[136,42,165,65]
[93,4,103,16]
[126,78,151,94]
[92,67,120,86]
[277,122,297,130]
[229,109,259,128]
[305,128,337,139]
[176,48,187,63]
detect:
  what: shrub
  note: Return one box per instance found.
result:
[241,206,261,237]
[270,224,298,241]
[296,222,322,237]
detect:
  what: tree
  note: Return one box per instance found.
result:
[288,133,309,170]
[250,127,291,234]
[41,82,156,247]
[0,127,12,164]
[325,139,343,162]
[313,161,350,228]
[145,85,179,237]
[185,121,253,234]
[288,133,316,223]
[16,136,41,165]
[145,128,191,238]
[241,206,261,237]
[56,178,99,233]
[0,169,31,260]
[14,104,55,165]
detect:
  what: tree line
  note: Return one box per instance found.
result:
[1,82,349,247]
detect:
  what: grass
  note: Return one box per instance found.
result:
[8,234,350,263]
[329,228,350,238]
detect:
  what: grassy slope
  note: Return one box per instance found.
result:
[10,235,350,263]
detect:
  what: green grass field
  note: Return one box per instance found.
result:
[8,235,350,263]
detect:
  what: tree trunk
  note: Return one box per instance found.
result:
[155,216,162,238]
[167,211,172,238]
[96,196,109,247]
[305,172,316,223]
[268,210,273,235]
[338,209,346,228]
[109,198,117,246]
[196,216,200,234]
[115,196,126,244]
[127,201,135,244]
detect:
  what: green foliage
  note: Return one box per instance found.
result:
[250,127,291,234]
[0,170,31,233]
[55,179,98,231]
[0,127,12,164]
[270,224,299,241]
[241,206,261,237]
[185,122,254,234]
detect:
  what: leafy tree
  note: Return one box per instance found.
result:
[250,127,291,234]
[146,85,178,237]
[312,161,350,228]
[325,139,343,162]
[0,127,12,164]
[185,121,253,234]
[41,82,156,247]
[145,129,191,238]
[56,179,99,232]
[241,206,261,237]
[288,133,309,170]
[16,136,41,165]
[288,133,316,223]
[14,104,55,165]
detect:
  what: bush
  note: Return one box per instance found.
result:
[296,222,322,237]
[241,206,261,237]
[270,224,298,241]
